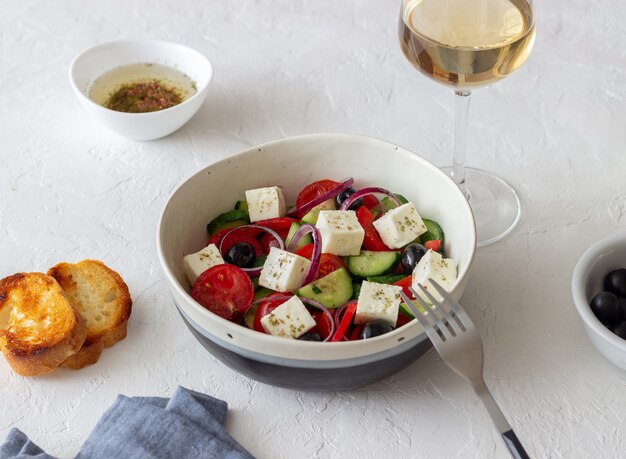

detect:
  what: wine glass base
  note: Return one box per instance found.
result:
[441,166,521,247]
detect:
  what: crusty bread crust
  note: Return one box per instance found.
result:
[48,260,132,369]
[0,273,86,376]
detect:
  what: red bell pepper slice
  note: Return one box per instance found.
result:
[348,324,364,341]
[331,303,357,342]
[361,194,379,209]
[207,226,260,248]
[355,206,390,251]
[392,275,413,298]
[294,243,315,259]
[253,217,299,232]
[424,240,441,252]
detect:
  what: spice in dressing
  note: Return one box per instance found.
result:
[89,63,197,113]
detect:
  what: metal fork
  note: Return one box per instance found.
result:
[400,279,530,459]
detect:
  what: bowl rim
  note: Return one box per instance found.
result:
[571,229,626,352]
[68,38,213,117]
[156,132,477,357]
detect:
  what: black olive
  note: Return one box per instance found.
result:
[604,269,626,297]
[298,332,322,341]
[590,291,621,325]
[335,187,363,210]
[401,243,427,274]
[611,321,626,340]
[224,242,256,268]
[360,322,394,339]
[620,297,626,318]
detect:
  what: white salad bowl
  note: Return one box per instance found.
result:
[69,39,213,141]
[157,133,477,390]
[572,230,626,371]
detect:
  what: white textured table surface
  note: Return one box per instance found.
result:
[1,1,626,458]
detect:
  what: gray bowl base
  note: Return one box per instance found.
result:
[179,311,432,392]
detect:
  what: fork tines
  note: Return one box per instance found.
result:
[399,279,472,342]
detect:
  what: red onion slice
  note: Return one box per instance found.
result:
[287,177,354,219]
[244,295,335,342]
[339,187,401,211]
[287,223,322,285]
[219,224,285,277]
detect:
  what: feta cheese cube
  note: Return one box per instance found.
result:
[316,210,365,256]
[411,250,458,302]
[372,202,427,249]
[245,186,286,222]
[355,281,402,327]
[183,244,225,286]
[260,296,317,339]
[259,247,311,292]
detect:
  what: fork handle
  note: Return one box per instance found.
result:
[473,382,530,459]
[502,430,530,459]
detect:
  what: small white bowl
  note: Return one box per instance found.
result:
[69,39,213,141]
[572,229,626,371]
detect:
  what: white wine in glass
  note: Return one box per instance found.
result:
[399,0,535,246]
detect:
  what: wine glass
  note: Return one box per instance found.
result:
[398,0,535,246]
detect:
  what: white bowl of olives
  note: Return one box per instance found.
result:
[572,230,626,371]
[69,39,213,141]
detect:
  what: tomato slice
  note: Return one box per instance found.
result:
[192,265,254,321]
[355,206,390,251]
[424,240,441,252]
[317,253,346,279]
[253,293,293,332]
[393,275,413,298]
[296,179,340,208]
[310,310,335,340]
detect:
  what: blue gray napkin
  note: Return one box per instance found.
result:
[0,387,254,459]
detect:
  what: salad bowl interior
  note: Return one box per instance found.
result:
[157,133,476,390]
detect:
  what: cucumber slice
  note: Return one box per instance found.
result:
[351,282,361,300]
[380,193,409,212]
[366,274,406,284]
[296,268,353,309]
[301,208,320,225]
[243,303,259,329]
[347,251,401,277]
[234,200,249,213]
[420,219,445,246]
[253,287,273,300]
[399,299,427,318]
[252,254,267,268]
[206,209,249,235]
[285,222,313,251]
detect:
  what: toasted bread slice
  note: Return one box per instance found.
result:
[0,272,86,376]
[47,260,132,369]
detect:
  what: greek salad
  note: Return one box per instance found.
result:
[183,178,457,342]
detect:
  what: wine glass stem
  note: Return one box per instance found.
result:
[452,89,471,200]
